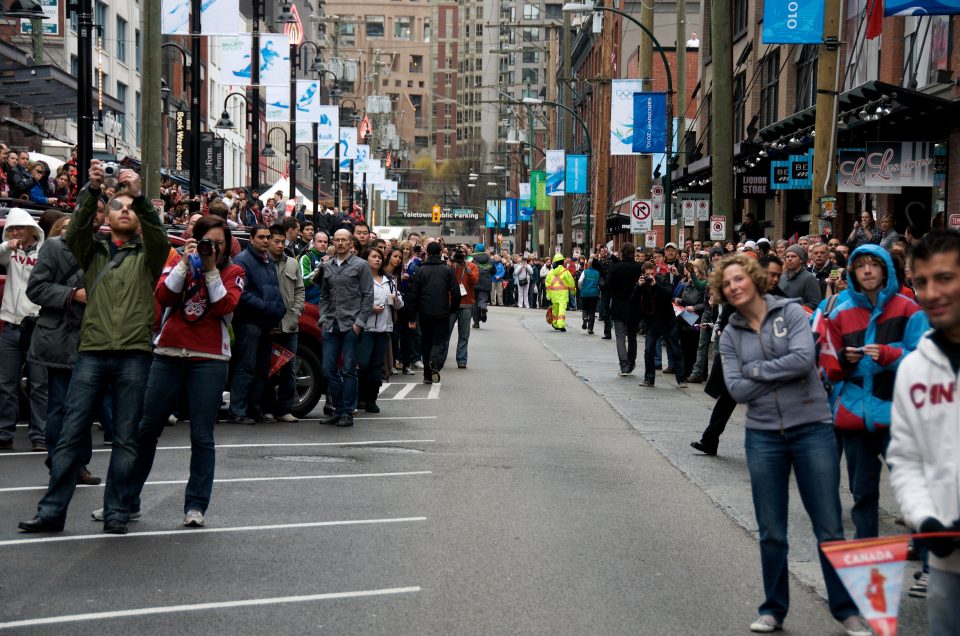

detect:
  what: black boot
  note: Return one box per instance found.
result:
[366,382,381,413]
[356,377,368,410]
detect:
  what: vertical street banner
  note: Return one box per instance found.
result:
[265,86,290,122]
[353,144,370,176]
[199,132,224,188]
[257,34,291,86]
[162,0,240,35]
[316,105,339,159]
[505,198,519,226]
[565,155,588,194]
[366,163,385,186]
[296,79,321,121]
[215,35,252,87]
[530,170,549,211]
[486,199,505,228]
[885,0,960,14]
[338,127,357,171]
[173,110,190,173]
[630,92,667,154]
[546,150,566,196]
[762,0,824,43]
[609,79,647,156]
[380,180,398,201]
[519,182,533,221]
[822,537,910,636]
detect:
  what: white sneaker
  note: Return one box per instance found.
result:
[841,615,872,636]
[413,361,424,369]
[91,508,141,522]
[276,413,299,422]
[749,615,782,633]
[183,509,205,527]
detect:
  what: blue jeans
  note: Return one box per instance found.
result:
[229,322,271,418]
[929,568,960,636]
[839,428,890,539]
[653,336,679,369]
[45,367,93,468]
[644,322,684,383]
[357,331,389,383]
[744,422,858,622]
[272,332,298,416]
[323,328,360,418]
[0,323,47,444]
[445,306,473,365]
[125,356,227,515]
[36,351,151,525]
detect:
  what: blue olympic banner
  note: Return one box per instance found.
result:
[505,198,518,226]
[565,155,588,194]
[631,93,667,154]
[762,0,824,44]
[885,0,960,13]
[486,199,505,228]
[546,150,566,196]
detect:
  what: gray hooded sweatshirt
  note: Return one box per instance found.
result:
[719,295,832,431]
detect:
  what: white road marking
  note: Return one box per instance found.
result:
[0,516,427,547]
[392,383,417,399]
[0,470,432,493]
[0,439,437,458]
[0,586,421,630]
[428,382,442,399]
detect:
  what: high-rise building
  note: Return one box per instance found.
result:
[323,0,435,158]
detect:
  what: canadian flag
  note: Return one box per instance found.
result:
[866,0,884,40]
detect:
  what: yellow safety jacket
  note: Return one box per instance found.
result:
[545,265,575,297]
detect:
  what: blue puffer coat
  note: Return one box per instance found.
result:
[233,244,286,328]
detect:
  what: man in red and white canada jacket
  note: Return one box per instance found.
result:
[888,230,960,635]
[111,215,245,530]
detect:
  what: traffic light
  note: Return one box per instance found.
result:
[431,204,441,224]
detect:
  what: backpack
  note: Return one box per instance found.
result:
[518,266,529,286]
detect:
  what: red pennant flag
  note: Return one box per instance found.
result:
[866,0,884,40]
[268,344,295,377]
[822,536,910,636]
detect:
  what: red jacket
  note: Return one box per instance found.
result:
[154,256,245,358]
[451,261,480,305]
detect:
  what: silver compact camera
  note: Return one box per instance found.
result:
[102,161,120,187]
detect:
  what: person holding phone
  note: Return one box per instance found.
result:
[819,245,928,540]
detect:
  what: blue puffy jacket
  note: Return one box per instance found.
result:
[233,244,286,328]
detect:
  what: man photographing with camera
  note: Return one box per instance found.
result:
[20,159,170,535]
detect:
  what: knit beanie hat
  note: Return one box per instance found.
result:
[786,244,806,260]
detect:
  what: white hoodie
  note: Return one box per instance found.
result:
[888,333,960,574]
[0,207,45,325]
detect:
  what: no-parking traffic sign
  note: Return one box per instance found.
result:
[651,185,664,204]
[710,216,726,240]
[645,230,657,248]
[696,200,710,221]
[631,199,653,232]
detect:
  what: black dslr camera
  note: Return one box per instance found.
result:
[196,238,218,256]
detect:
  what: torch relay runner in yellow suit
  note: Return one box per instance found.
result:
[545,253,576,332]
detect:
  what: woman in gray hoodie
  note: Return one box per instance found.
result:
[713,254,870,636]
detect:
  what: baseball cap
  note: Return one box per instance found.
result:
[664,242,678,249]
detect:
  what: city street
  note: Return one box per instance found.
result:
[0,307,922,635]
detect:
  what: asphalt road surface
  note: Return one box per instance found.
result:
[0,307,872,635]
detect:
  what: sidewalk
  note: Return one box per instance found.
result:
[518,309,927,633]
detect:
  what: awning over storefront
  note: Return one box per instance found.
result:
[758,80,955,146]
[0,41,123,119]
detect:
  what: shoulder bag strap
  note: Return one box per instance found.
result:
[87,246,135,297]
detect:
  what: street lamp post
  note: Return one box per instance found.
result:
[339,99,358,214]
[280,38,323,206]
[188,0,203,196]
[521,97,592,253]
[215,93,254,192]
[563,2,675,243]
[316,69,341,213]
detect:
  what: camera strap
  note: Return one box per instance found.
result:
[88,246,136,298]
